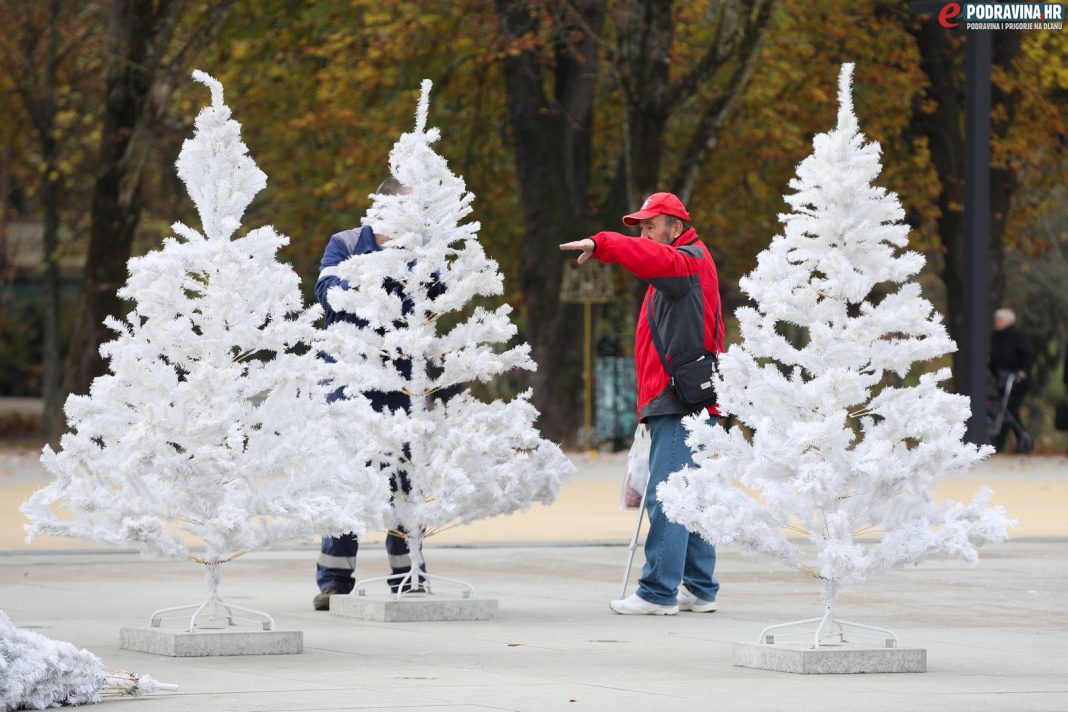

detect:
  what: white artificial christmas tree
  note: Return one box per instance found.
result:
[318,80,573,594]
[0,609,175,709]
[658,63,1012,644]
[22,71,390,628]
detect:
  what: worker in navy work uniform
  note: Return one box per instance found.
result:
[312,177,426,611]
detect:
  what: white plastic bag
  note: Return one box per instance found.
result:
[620,424,650,509]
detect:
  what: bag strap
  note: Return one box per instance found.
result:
[646,296,672,375]
[645,292,722,371]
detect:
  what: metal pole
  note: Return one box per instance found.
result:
[583,300,593,449]
[0,144,9,277]
[964,30,992,445]
[620,483,649,599]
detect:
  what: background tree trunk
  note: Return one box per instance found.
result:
[0,0,92,443]
[60,0,234,435]
[495,0,775,443]
[908,20,1024,393]
[495,0,603,444]
[910,20,967,387]
[40,0,62,444]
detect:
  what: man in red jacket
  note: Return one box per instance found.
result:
[561,192,722,615]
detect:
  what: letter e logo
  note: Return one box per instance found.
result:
[938,1,962,27]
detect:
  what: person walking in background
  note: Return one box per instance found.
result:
[560,192,723,616]
[989,308,1034,453]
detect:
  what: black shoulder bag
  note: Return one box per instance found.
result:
[646,297,720,412]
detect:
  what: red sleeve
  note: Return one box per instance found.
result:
[591,231,700,281]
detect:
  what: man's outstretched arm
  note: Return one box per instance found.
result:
[560,232,702,298]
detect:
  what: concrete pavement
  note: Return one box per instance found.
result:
[2,543,1066,712]
[1,448,1067,710]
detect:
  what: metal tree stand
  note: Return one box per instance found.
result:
[350,569,477,601]
[757,604,898,649]
[148,562,276,632]
[349,531,477,601]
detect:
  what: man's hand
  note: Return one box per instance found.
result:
[560,238,595,264]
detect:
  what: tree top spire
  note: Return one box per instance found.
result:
[415,78,433,135]
[836,62,858,137]
[191,69,224,108]
[176,69,266,242]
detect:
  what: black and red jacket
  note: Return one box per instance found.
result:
[590,228,724,420]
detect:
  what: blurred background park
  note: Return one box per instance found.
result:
[0,0,1065,451]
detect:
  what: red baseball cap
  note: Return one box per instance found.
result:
[622,192,691,226]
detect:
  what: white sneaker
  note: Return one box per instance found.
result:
[609,593,678,616]
[677,585,717,613]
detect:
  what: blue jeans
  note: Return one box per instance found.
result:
[637,413,719,605]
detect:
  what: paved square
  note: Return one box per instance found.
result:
[3,450,1067,710]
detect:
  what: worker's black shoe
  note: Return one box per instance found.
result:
[313,585,340,611]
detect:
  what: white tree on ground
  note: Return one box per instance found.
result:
[318,80,573,586]
[658,64,1013,612]
[0,609,174,708]
[21,72,389,618]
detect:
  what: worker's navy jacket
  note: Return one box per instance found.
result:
[315,225,411,413]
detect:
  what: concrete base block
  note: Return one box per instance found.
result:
[119,626,302,657]
[733,641,926,674]
[329,593,498,622]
